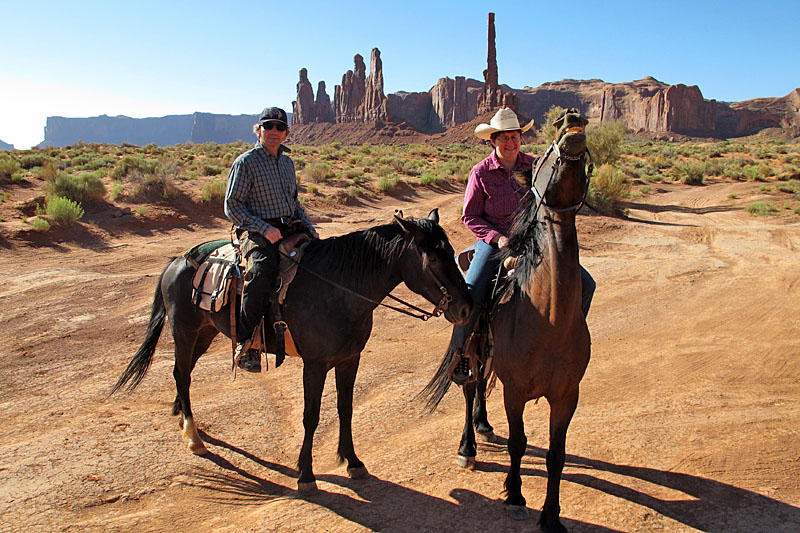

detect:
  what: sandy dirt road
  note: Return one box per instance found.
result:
[1,180,798,532]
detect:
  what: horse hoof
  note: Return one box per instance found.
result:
[477,430,496,443]
[457,455,476,470]
[189,442,208,456]
[506,505,529,521]
[297,481,318,495]
[347,466,370,479]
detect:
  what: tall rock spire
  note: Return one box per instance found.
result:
[477,12,518,114]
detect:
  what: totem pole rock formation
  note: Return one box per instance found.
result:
[477,12,519,114]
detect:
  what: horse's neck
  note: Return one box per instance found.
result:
[530,213,581,324]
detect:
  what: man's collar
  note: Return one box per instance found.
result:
[255,142,291,157]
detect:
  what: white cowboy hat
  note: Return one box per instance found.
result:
[474,107,535,140]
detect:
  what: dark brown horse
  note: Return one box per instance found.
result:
[425,109,592,532]
[111,210,471,493]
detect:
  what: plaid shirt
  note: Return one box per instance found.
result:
[224,142,315,236]
[462,150,536,244]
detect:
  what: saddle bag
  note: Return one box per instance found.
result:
[190,244,240,312]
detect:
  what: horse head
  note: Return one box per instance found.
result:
[531,108,592,213]
[394,209,472,324]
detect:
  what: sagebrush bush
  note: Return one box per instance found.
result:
[587,163,631,215]
[201,178,227,204]
[673,162,706,185]
[306,162,332,183]
[587,120,627,167]
[377,174,398,193]
[0,156,21,179]
[32,217,51,232]
[45,171,106,202]
[745,201,778,216]
[46,196,84,224]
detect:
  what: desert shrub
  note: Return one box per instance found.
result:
[538,105,566,143]
[306,162,332,183]
[345,168,363,180]
[377,174,398,193]
[745,201,778,216]
[776,180,800,194]
[305,185,319,195]
[110,180,124,201]
[200,178,227,204]
[673,162,705,185]
[587,120,627,167]
[419,172,446,186]
[346,185,365,198]
[45,171,106,202]
[375,165,392,177]
[18,153,50,169]
[32,217,51,232]
[647,153,671,170]
[126,158,180,201]
[201,164,224,176]
[587,163,631,215]
[110,155,157,180]
[46,196,84,224]
[0,156,21,179]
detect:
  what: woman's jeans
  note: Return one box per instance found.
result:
[450,239,596,357]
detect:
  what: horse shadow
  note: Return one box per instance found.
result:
[188,430,619,531]
[474,437,800,531]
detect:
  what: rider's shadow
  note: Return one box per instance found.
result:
[473,439,800,531]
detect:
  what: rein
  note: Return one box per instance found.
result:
[278,240,449,322]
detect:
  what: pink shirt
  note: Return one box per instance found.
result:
[462,150,536,244]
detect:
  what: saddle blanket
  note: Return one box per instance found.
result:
[190,243,239,313]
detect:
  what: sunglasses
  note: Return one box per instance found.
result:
[261,122,287,132]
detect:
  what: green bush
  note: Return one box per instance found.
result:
[306,162,332,183]
[776,180,800,194]
[32,217,51,232]
[201,178,227,204]
[587,163,631,215]
[587,120,627,167]
[538,106,566,143]
[110,155,157,180]
[46,196,84,224]
[45,171,107,202]
[674,162,705,185]
[18,153,50,169]
[0,156,21,179]
[110,180,124,201]
[745,201,778,216]
[377,174,398,193]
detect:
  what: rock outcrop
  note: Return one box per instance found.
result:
[334,54,367,123]
[40,112,268,147]
[0,139,13,150]
[315,81,333,123]
[292,68,316,125]
[362,49,389,122]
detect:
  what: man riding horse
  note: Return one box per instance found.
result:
[224,106,318,372]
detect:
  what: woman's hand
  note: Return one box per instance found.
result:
[497,236,509,249]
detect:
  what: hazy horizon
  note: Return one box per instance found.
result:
[2,0,798,149]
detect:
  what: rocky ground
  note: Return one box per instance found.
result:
[1,178,798,532]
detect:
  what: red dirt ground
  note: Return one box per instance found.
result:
[1,179,798,532]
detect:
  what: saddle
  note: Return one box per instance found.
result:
[183,235,311,372]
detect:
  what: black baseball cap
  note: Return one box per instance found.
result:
[259,107,288,126]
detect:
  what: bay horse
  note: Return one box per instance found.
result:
[424,109,592,532]
[111,209,471,493]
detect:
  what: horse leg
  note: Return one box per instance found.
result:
[539,390,579,533]
[473,371,495,442]
[457,380,478,469]
[503,391,529,521]
[172,327,217,418]
[334,355,368,479]
[297,360,327,494]
[172,327,208,456]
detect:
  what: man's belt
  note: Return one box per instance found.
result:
[264,216,295,228]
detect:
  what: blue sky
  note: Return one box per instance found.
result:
[2,0,797,148]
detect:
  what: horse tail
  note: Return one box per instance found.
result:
[419,341,457,411]
[109,264,168,395]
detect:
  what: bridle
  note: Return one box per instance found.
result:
[530,131,594,215]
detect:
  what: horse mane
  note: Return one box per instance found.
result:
[501,198,545,288]
[302,222,409,281]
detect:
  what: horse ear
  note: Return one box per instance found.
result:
[394,215,424,244]
[427,208,439,224]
